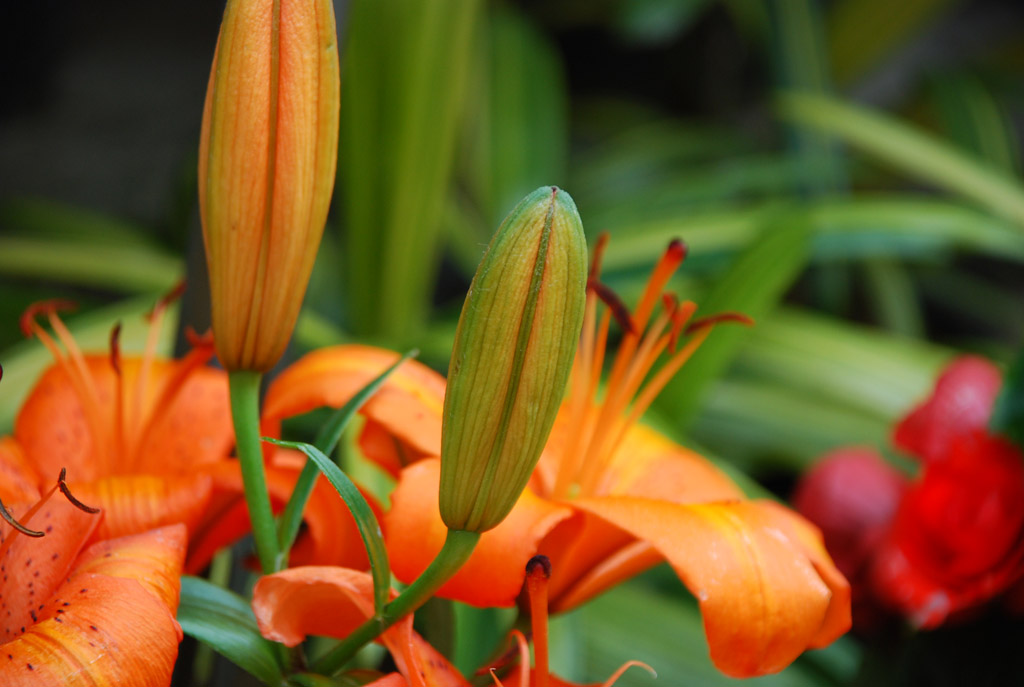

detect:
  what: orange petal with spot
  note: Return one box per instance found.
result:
[71,525,187,610]
[0,437,41,502]
[70,474,213,543]
[186,461,373,573]
[386,459,577,607]
[0,498,100,643]
[0,526,185,687]
[262,345,445,461]
[572,496,850,677]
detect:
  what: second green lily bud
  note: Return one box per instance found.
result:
[439,186,588,533]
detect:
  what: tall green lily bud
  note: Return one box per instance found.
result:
[199,0,340,372]
[440,186,587,533]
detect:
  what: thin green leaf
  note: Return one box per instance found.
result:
[778,92,1024,226]
[275,350,417,569]
[598,196,1024,276]
[266,438,390,615]
[0,237,182,292]
[658,213,812,427]
[177,576,285,687]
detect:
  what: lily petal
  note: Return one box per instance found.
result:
[0,438,40,502]
[69,474,213,543]
[0,526,185,687]
[387,459,577,607]
[15,357,232,482]
[572,496,850,678]
[0,498,100,643]
[262,345,445,461]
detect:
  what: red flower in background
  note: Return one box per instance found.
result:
[796,356,1024,629]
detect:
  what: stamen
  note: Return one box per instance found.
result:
[110,323,126,464]
[589,231,610,282]
[668,300,698,353]
[589,281,634,334]
[526,556,551,687]
[21,302,111,472]
[132,283,185,463]
[685,311,755,334]
[0,485,57,561]
[57,468,100,514]
[600,661,657,687]
[0,500,44,538]
[632,239,686,334]
[130,337,215,472]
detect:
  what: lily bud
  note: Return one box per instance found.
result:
[439,186,588,533]
[198,0,340,372]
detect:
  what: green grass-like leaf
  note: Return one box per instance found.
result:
[267,439,390,615]
[177,576,285,687]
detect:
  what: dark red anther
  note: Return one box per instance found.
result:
[109,323,123,376]
[684,311,755,335]
[666,238,688,263]
[19,300,77,338]
[57,469,100,514]
[0,501,44,538]
[589,280,635,334]
[184,326,215,350]
[526,554,552,578]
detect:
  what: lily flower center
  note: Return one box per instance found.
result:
[552,234,750,500]
[20,286,215,477]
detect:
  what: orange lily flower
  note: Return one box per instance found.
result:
[0,477,186,686]
[250,557,648,686]
[4,299,366,574]
[252,567,467,687]
[263,237,851,677]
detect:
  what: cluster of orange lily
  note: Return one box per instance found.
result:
[0,231,848,685]
[0,0,850,682]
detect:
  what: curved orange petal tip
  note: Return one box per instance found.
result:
[70,474,213,544]
[386,459,577,607]
[262,345,445,459]
[71,524,187,611]
[571,496,850,678]
[252,566,381,647]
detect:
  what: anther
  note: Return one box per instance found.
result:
[19,301,76,338]
[589,281,635,334]
[684,311,755,335]
[109,323,123,376]
[145,280,187,323]
[0,502,44,538]
[57,469,100,514]
[526,554,552,579]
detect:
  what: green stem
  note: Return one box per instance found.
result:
[312,529,480,675]
[228,370,280,574]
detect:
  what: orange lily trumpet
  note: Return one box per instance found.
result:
[263,236,851,677]
[4,299,367,574]
[0,477,186,687]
